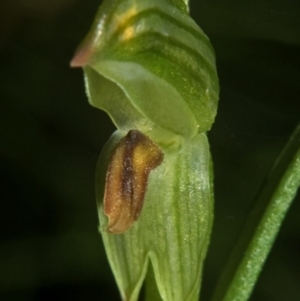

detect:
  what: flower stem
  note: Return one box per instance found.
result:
[211,123,300,301]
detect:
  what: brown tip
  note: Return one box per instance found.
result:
[70,41,94,67]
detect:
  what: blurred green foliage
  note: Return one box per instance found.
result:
[0,0,299,300]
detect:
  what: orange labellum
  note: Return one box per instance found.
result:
[104,130,164,234]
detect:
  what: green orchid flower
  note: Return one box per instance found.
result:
[71,0,219,300]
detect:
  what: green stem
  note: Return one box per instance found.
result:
[211,123,300,301]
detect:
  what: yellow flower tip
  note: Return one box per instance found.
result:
[104,130,164,234]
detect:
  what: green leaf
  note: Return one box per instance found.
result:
[211,123,300,301]
[97,132,214,301]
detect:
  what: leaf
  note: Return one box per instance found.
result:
[211,123,300,301]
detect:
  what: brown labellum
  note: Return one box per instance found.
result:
[104,130,164,234]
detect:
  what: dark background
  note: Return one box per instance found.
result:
[0,0,299,300]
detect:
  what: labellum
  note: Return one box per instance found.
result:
[104,130,164,234]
